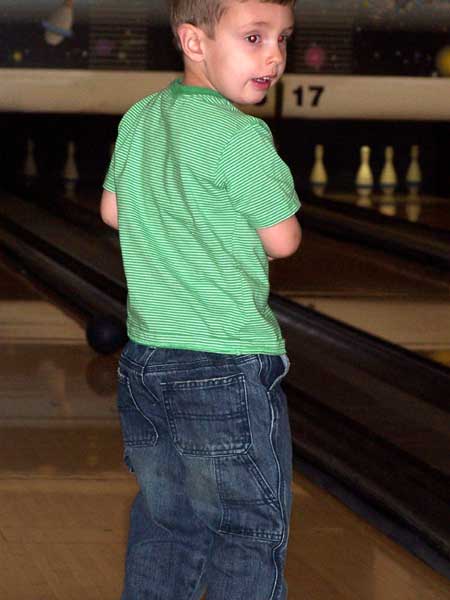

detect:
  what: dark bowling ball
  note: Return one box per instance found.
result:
[86,315,128,355]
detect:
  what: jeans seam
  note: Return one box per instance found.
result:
[143,355,259,374]
[267,390,287,600]
[124,375,159,447]
[140,347,158,376]
[217,527,282,542]
[187,553,209,600]
[140,353,160,404]
[213,457,226,533]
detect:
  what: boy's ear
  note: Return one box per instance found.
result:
[176,24,206,62]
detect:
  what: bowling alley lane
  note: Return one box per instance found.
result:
[0,254,122,475]
[270,228,450,368]
[62,187,450,369]
[1,250,449,600]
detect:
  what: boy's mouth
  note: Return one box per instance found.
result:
[252,76,274,90]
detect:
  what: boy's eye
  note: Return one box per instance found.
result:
[246,34,260,44]
[278,34,290,44]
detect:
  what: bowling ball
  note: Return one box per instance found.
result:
[86,315,128,355]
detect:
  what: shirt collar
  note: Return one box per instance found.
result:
[170,78,230,102]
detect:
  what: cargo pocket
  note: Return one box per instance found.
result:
[117,368,158,470]
[161,373,251,457]
[217,452,283,542]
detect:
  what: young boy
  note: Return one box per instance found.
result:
[101,1,301,598]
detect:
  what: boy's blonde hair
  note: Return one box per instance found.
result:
[170,0,296,48]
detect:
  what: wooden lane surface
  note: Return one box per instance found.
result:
[270,229,450,297]
[270,230,450,367]
[2,474,449,600]
[1,252,449,599]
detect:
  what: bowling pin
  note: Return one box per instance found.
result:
[310,144,327,197]
[24,139,38,186]
[380,146,397,196]
[356,146,373,199]
[63,141,79,198]
[43,0,74,47]
[406,145,422,196]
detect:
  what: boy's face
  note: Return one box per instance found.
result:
[198,1,294,104]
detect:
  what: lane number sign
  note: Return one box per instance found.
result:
[281,74,450,121]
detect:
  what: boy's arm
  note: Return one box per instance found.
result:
[100,189,118,230]
[257,216,302,260]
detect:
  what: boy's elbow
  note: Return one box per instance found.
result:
[104,216,118,229]
[268,222,302,258]
[270,239,300,258]
[101,208,117,229]
[100,209,117,229]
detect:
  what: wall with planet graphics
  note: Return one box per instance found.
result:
[0,0,449,76]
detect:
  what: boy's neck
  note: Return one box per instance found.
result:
[182,63,212,90]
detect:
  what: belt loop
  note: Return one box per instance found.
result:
[268,354,290,391]
[280,354,290,376]
[257,354,264,379]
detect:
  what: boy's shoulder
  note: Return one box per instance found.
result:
[118,88,164,132]
[196,98,273,147]
[218,108,274,152]
[220,104,269,130]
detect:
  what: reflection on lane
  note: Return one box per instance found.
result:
[320,192,450,230]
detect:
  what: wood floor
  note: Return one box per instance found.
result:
[1,256,449,600]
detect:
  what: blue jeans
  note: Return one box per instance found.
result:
[117,341,293,600]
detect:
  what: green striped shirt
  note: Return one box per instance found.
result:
[104,79,300,355]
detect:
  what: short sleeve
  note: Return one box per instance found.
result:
[102,95,152,194]
[217,120,300,229]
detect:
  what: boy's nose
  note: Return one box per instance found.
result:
[265,42,284,67]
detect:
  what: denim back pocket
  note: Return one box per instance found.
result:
[161,372,251,457]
